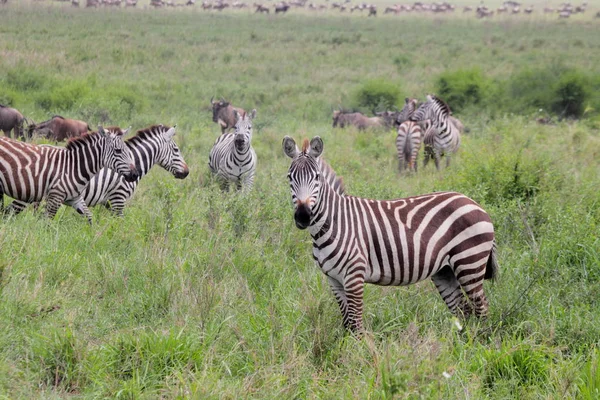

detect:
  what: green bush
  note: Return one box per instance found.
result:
[35,80,90,112]
[552,70,589,118]
[434,68,490,112]
[5,67,50,92]
[352,79,400,113]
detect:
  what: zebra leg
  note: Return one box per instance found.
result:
[434,149,442,171]
[423,146,432,169]
[328,274,365,333]
[241,174,254,194]
[431,265,472,317]
[107,194,126,217]
[6,200,28,215]
[454,263,489,318]
[45,192,66,219]
[66,197,93,224]
[445,153,452,168]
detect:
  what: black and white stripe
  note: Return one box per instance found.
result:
[283,136,498,332]
[396,121,422,173]
[0,127,137,223]
[410,94,461,170]
[208,109,257,192]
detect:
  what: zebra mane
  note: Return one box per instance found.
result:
[318,157,345,196]
[429,95,452,118]
[65,132,97,150]
[130,125,169,142]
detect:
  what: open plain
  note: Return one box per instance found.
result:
[0,1,599,398]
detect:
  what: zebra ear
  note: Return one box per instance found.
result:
[282,136,299,159]
[121,126,132,136]
[98,125,106,137]
[249,109,257,120]
[164,126,176,140]
[309,136,323,158]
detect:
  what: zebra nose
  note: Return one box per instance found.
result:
[175,163,189,179]
[294,202,311,230]
[123,164,139,182]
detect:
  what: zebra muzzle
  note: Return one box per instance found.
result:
[123,165,139,182]
[294,202,311,230]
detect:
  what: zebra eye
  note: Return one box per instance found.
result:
[115,148,123,154]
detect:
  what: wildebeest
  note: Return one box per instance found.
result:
[274,2,289,13]
[332,110,383,131]
[255,3,269,12]
[28,115,91,142]
[0,105,26,140]
[211,97,247,134]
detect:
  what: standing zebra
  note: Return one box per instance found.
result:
[283,136,498,333]
[396,121,422,173]
[410,94,461,170]
[10,125,189,216]
[208,109,257,193]
[0,127,137,223]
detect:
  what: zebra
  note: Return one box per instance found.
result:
[0,127,137,223]
[9,125,189,216]
[395,97,420,126]
[396,121,422,173]
[410,94,461,170]
[282,136,498,333]
[208,109,257,193]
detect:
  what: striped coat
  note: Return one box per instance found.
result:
[283,136,498,332]
[209,109,257,192]
[410,95,461,170]
[10,125,189,216]
[396,121,422,172]
[0,127,137,222]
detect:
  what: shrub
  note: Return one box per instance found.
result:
[5,67,50,92]
[551,70,589,119]
[35,80,90,112]
[352,79,400,113]
[434,68,490,112]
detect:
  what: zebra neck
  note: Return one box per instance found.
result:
[65,135,105,181]
[308,183,345,239]
[127,138,158,181]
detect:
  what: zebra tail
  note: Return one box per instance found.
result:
[484,241,499,281]
[403,131,412,162]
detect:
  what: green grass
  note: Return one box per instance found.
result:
[0,3,599,398]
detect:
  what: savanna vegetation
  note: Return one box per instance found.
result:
[0,2,599,398]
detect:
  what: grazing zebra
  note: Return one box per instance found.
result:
[208,109,257,192]
[0,127,137,223]
[10,125,189,216]
[410,94,461,170]
[282,136,498,333]
[396,121,422,173]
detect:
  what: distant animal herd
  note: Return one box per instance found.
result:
[3,0,598,19]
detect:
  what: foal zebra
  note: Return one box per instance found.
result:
[410,95,461,170]
[0,127,137,222]
[283,136,498,333]
[208,109,257,192]
[10,125,189,216]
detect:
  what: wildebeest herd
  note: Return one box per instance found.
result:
[4,0,597,20]
[0,90,500,334]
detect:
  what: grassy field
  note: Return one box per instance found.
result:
[1,3,600,399]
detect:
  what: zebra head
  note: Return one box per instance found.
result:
[99,126,138,182]
[282,136,324,230]
[155,125,190,179]
[396,97,419,124]
[233,109,256,152]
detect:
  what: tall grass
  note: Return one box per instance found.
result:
[0,4,599,398]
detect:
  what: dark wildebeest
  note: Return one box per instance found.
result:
[211,97,247,134]
[255,3,269,13]
[275,2,290,13]
[332,110,383,131]
[28,115,91,142]
[0,104,26,140]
